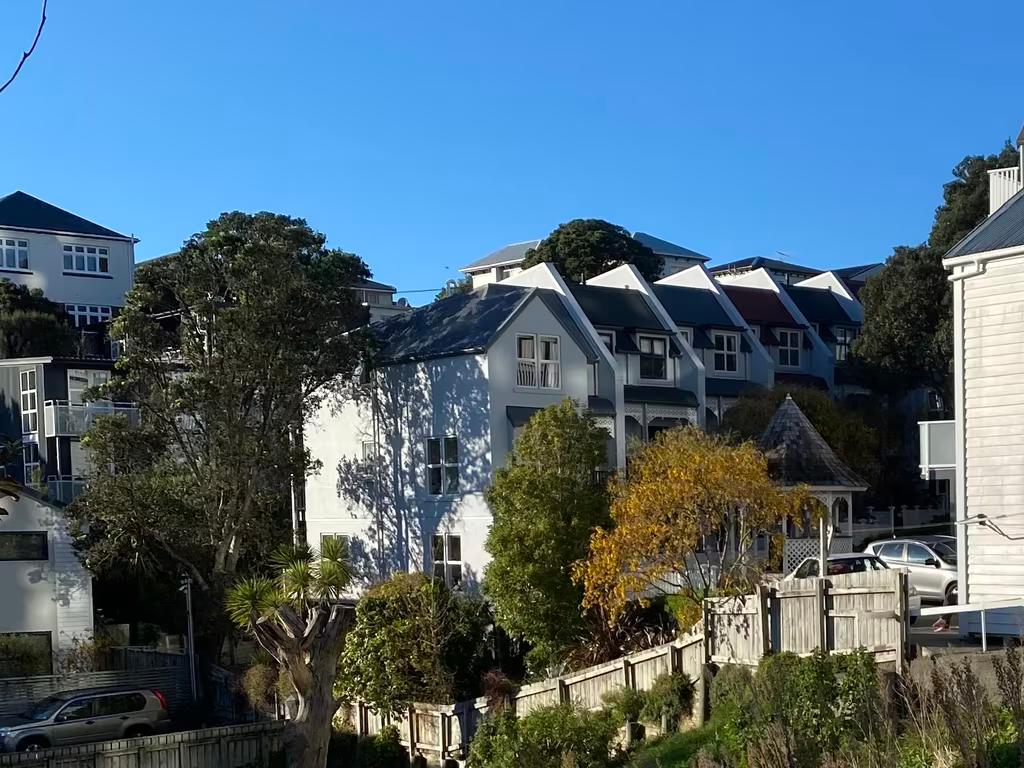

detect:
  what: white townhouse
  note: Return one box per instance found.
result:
[0,191,136,327]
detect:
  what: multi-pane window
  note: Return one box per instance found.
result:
[426,436,459,496]
[20,369,37,434]
[319,533,350,557]
[62,244,110,274]
[22,442,40,485]
[777,330,801,367]
[516,335,536,387]
[597,331,614,352]
[515,334,560,389]
[638,336,667,380]
[713,332,738,373]
[0,532,47,561]
[834,327,853,362]
[64,305,112,328]
[2,238,29,270]
[538,336,559,388]
[68,369,111,405]
[431,534,462,587]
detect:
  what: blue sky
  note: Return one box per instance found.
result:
[1,1,1021,302]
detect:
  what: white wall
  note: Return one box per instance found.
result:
[0,228,133,308]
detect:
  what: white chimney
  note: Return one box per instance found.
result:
[987,126,1024,216]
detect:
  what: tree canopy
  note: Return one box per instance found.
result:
[0,279,74,359]
[435,274,474,301]
[484,400,610,673]
[522,219,663,282]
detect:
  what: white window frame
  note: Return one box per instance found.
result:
[677,328,692,346]
[2,238,29,270]
[597,330,615,353]
[64,305,112,329]
[62,244,110,275]
[834,327,852,362]
[515,334,561,390]
[777,329,801,368]
[638,335,668,381]
[22,440,40,485]
[431,533,462,587]
[67,369,111,405]
[426,436,459,496]
[20,369,38,434]
[516,334,537,387]
[712,331,739,374]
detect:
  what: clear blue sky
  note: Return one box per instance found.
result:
[1,1,1021,302]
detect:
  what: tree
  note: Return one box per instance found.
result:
[855,142,1020,399]
[0,437,23,502]
[484,400,610,673]
[575,427,810,624]
[67,212,372,656]
[0,279,74,358]
[338,572,489,716]
[522,219,663,282]
[435,274,474,301]
[226,538,353,768]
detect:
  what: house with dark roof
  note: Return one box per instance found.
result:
[0,192,136,330]
[709,255,822,285]
[783,284,860,368]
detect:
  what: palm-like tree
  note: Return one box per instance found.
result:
[0,437,23,505]
[226,537,353,768]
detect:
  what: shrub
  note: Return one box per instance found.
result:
[931,658,996,768]
[993,644,1024,767]
[240,662,279,712]
[356,725,407,768]
[709,664,754,722]
[602,685,645,724]
[0,635,50,677]
[481,669,517,714]
[640,672,695,732]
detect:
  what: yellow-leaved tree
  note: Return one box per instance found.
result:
[575,426,812,626]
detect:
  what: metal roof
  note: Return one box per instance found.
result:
[460,240,542,271]
[945,188,1024,259]
[709,256,821,275]
[631,232,708,261]
[721,285,802,327]
[568,284,666,332]
[357,278,396,292]
[623,384,699,407]
[782,285,855,326]
[0,191,130,240]
[652,284,737,329]
[705,378,763,398]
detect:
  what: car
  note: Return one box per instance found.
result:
[0,687,170,753]
[864,537,957,604]
[785,552,922,618]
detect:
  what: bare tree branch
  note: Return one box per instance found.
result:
[0,0,47,96]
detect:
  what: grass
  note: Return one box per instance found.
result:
[627,726,718,768]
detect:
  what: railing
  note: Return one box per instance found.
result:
[919,419,955,479]
[516,360,536,387]
[45,476,86,504]
[43,400,140,437]
[988,166,1022,214]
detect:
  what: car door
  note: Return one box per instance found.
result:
[875,542,905,569]
[905,543,943,600]
[50,698,97,746]
[92,694,135,741]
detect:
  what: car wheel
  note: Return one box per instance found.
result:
[946,582,958,602]
[124,725,152,739]
[17,737,49,753]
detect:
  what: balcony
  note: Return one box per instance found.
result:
[46,476,86,504]
[919,419,955,479]
[44,400,140,438]
[988,166,1023,214]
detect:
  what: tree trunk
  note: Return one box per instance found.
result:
[286,650,341,768]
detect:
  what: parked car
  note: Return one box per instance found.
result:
[785,552,921,618]
[0,687,170,753]
[863,536,957,604]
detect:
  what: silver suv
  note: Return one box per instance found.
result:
[0,687,170,753]
[864,536,958,603]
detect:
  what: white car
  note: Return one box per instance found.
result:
[786,552,921,618]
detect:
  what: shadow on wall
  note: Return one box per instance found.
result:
[332,356,492,588]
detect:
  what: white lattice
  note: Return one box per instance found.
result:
[784,538,821,574]
[645,405,697,423]
[592,416,615,437]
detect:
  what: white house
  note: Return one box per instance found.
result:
[0,191,136,326]
[0,489,94,669]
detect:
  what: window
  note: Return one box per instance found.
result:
[794,559,818,579]
[20,369,37,434]
[62,244,110,274]
[877,542,905,561]
[22,442,40,484]
[777,329,801,367]
[426,436,459,496]
[68,369,111,405]
[320,533,350,556]
[516,334,560,389]
[597,331,615,352]
[0,632,52,677]
[678,328,692,346]
[712,332,738,373]
[95,693,147,716]
[906,544,933,565]
[0,532,48,561]
[431,534,462,586]
[58,698,95,722]
[638,336,667,380]
[834,327,853,362]
[64,304,112,328]
[831,497,850,537]
[2,238,29,270]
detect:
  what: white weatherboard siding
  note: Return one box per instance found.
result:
[960,253,1024,634]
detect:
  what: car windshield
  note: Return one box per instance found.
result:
[931,541,957,563]
[22,697,65,721]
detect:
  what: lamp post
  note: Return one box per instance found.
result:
[179,574,198,702]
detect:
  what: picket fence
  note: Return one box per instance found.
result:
[340,569,909,764]
[0,722,286,768]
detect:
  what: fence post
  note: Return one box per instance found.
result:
[408,705,417,758]
[756,584,772,659]
[895,570,907,673]
[701,600,712,665]
[621,658,632,690]
[439,711,449,760]
[816,578,828,653]
[557,678,570,704]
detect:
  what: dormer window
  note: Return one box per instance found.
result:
[778,329,801,367]
[713,332,738,373]
[638,336,667,381]
[597,331,615,353]
[678,328,692,346]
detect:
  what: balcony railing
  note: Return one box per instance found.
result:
[919,419,955,479]
[46,476,86,504]
[44,400,140,438]
[988,166,1023,214]
[516,360,537,387]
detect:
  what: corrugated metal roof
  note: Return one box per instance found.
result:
[709,256,821,275]
[945,188,1024,259]
[0,191,129,239]
[460,240,541,271]
[652,284,738,329]
[783,285,854,325]
[632,232,708,261]
[721,285,802,327]
[569,284,665,331]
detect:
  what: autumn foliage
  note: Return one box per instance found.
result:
[575,427,811,624]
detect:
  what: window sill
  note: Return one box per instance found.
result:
[638,379,671,386]
[0,267,32,275]
[710,370,742,378]
[63,271,113,280]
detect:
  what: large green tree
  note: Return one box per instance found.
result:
[484,399,610,674]
[0,279,74,358]
[522,219,663,282]
[68,212,372,654]
[855,142,1020,399]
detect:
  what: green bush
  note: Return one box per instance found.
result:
[709,664,754,722]
[468,704,620,768]
[0,635,51,677]
[640,672,694,732]
[602,685,646,723]
[356,725,407,768]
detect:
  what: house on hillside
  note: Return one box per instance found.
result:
[354,279,411,322]
[708,255,822,285]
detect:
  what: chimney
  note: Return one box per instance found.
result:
[988,124,1024,216]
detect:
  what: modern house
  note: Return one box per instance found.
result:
[709,255,822,285]
[930,135,1024,636]
[354,279,411,322]
[0,191,136,324]
[0,488,94,670]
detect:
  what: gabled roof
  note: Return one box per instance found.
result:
[709,256,820,276]
[720,285,802,328]
[357,278,396,292]
[568,283,666,332]
[652,284,739,329]
[782,285,855,326]
[945,188,1024,259]
[460,240,542,271]
[758,395,866,489]
[0,191,130,240]
[832,263,882,282]
[631,232,709,262]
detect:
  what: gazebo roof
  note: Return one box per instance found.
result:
[757,395,867,490]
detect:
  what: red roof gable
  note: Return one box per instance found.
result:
[722,285,802,327]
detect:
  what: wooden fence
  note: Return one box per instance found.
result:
[341,569,909,763]
[0,722,285,768]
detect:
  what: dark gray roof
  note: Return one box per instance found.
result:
[782,285,856,326]
[623,385,698,408]
[709,256,821,275]
[357,278,396,292]
[652,284,738,329]
[569,284,665,332]
[632,232,708,261]
[587,395,615,415]
[372,283,600,365]
[0,191,130,240]
[758,395,866,489]
[832,263,882,281]
[706,378,763,398]
[461,240,541,271]
[945,188,1024,259]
